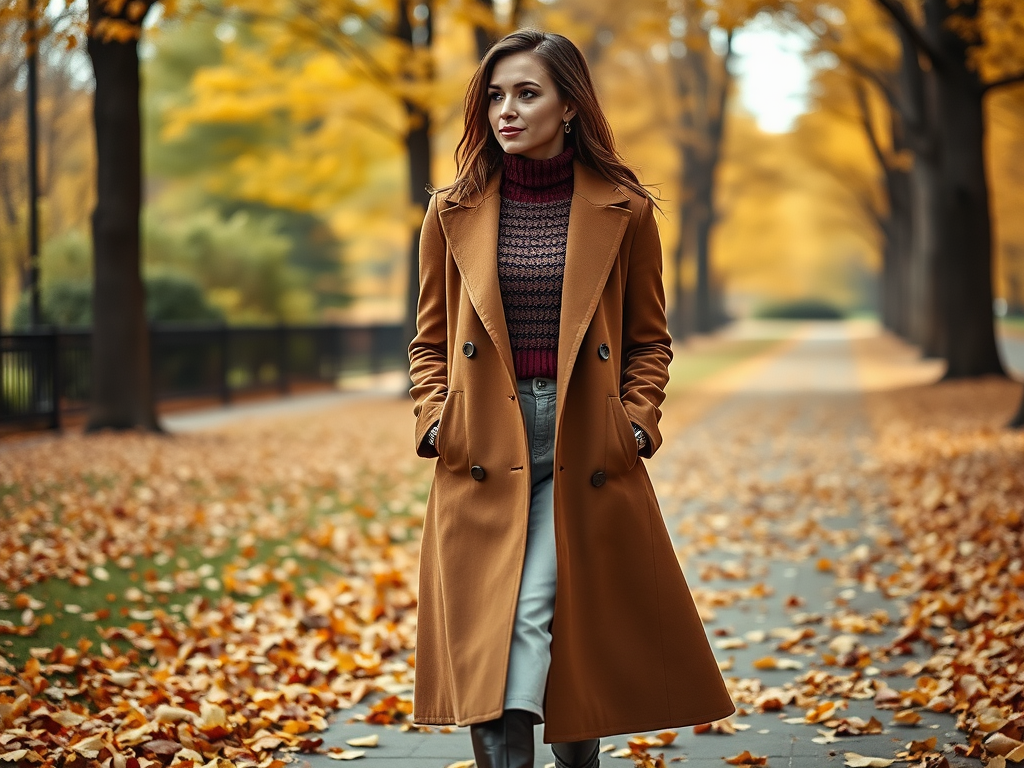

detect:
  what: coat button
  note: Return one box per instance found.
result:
[463,341,476,357]
[471,465,486,481]
[591,471,606,487]
[598,343,610,360]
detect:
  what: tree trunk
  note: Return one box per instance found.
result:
[932,79,1003,376]
[890,22,944,355]
[398,0,434,360]
[474,0,496,60]
[883,166,912,336]
[880,77,912,338]
[402,103,433,353]
[669,183,692,340]
[473,0,519,60]
[693,35,731,334]
[878,213,897,332]
[906,148,942,354]
[693,207,713,332]
[1009,387,1024,428]
[927,0,1004,377]
[85,13,160,431]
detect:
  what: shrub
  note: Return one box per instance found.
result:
[11,272,224,329]
[145,272,225,323]
[754,299,846,320]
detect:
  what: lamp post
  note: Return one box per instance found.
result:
[26,0,41,329]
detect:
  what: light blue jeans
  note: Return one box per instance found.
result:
[503,375,558,724]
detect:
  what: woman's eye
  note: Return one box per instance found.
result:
[520,90,536,98]
[489,92,503,102]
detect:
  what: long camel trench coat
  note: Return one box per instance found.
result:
[407,160,735,743]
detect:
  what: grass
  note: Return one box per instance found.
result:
[999,316,1024,336]
[668,336,786,390]
[0,474,422,666]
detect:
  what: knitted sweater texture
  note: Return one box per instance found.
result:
[497,146,574,380]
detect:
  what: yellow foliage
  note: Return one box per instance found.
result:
[713,107,881,308]
[988,89,1024,308]
[0,21,95,323]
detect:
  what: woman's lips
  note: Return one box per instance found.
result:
[500,126,523,136]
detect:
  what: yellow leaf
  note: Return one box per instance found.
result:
[843,754,894,767]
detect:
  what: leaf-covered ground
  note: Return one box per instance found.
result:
[1,324,1022,768]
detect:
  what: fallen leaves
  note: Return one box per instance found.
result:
[723,750,768,766]
[0,399,428,768]
[1,334,1021,768]
[891,709,921,725]
[662,350,1024,768]
[985,733,1024,761]
[750,656,803,671]
[862,378,1024,765]
[326,748,366,760]
[609,730,679,764]
[843,753,894,767]
[694,717,746,735]
[345,734,379,747]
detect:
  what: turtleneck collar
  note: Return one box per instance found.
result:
[500,146,575,204]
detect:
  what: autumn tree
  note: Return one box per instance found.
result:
[667,1,736,334]
[2,0,162,426]
[803,0,923,341]
[169,0,521,354]
[845,0,1023,376]
[83,0,162,430]
[0,2,89,328]
[528,0,755,337]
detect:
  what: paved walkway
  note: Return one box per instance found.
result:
[297,321,969,768]
[164,372,408,433]
[999,333,1024,377]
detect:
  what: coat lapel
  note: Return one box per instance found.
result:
[438,173,517,386]
[438,161,632,403]
[556,163,631,422]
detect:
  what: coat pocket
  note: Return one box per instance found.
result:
[606,395,639,473]
[435,390,467,471]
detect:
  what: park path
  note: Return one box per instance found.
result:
[303,321,968,768]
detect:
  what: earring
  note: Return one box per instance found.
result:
[564,120,571,134]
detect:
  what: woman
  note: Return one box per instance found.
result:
[408,29,734,768]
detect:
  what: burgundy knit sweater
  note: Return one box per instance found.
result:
[497,146,574,380]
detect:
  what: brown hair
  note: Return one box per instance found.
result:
[441,29,657,206]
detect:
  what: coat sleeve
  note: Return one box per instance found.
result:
[408,193,448,459]
[620,197,673,459]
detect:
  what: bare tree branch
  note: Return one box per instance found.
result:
[983,70,1024,94]
[844,57,901,112]
[872,0,941,66]
[850,74,890,172]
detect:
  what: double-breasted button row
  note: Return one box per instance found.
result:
[467,464,600,485]
[594,342,611,489]
[459,339,605,488]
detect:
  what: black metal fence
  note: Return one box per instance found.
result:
[1,322,406,431]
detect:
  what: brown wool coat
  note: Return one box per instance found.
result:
[407,161,735,743]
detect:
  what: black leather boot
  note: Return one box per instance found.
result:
[469,708,535,768]
[551,738,600,768]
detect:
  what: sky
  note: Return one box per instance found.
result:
[730,24,815,133]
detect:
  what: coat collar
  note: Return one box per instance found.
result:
[442,159,630,209]
[438,160,632,417]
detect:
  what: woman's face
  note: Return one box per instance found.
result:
[488,51,576,160]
